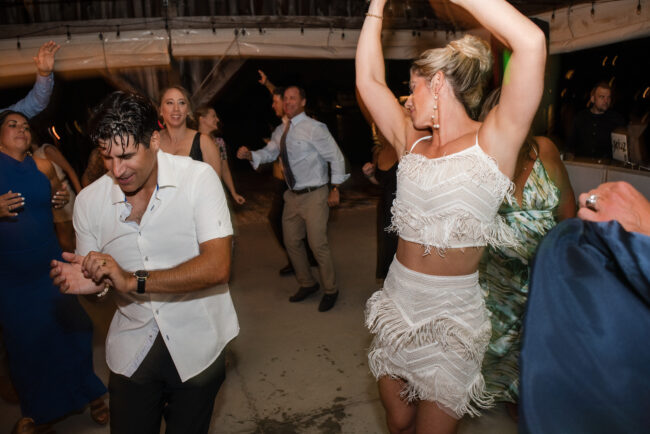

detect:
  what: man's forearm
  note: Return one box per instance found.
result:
[137,237,232,294]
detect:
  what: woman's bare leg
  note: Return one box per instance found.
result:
[378,376,417,434]
[415,400,460,434]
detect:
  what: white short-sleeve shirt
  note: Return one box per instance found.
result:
[74,150,239,382]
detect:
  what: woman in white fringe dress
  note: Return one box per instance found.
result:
[355,0,547,432]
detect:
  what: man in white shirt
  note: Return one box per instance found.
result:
[50,91,239,433]
[237,86,349,312]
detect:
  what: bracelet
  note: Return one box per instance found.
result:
[365,13,383,20]
[97,283,110,298]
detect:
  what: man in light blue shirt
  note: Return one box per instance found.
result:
[1,41,59,118]
[238,86,349,312]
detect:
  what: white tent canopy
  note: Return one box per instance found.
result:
[0,0,647,84]
[534,0,650,54]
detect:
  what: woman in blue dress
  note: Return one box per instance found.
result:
[0,110,107,433]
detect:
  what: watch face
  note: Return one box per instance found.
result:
[134,270,149,279]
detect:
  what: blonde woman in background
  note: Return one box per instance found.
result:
[356,0,547,432]
[195,106,245,205]
[158,86,222,177]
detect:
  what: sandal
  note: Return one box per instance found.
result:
[11,418,36,434]
[89,398,110,426]
[11,418,54,434]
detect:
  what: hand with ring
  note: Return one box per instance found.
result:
[0,190,24,218]
[577,182,650,236]
[81,252,134,293]
[585,194,598,211]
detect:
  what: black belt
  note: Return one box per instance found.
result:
[291,185,325,195]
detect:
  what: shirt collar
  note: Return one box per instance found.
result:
[289,111,308,126]
[110,150,177,205]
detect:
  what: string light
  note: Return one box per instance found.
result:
[16,36,20,49]
[591,2,595,17]
[551,9,555,21]
[637,0,642,15]
[66,25,71,41]
[116,25,120,38]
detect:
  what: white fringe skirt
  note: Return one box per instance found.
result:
[365,257,493,418]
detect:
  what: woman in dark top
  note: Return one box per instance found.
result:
[0,110,107,433]
[158,86,222,175]
[362,126,399,279]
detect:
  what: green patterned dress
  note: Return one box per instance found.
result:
[479,158,560,403]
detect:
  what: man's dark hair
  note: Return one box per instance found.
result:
[89,91,159,152]
[272,87,285,97]
[0,110,27,128]
[284,85,306,100]
[591,81,612,95]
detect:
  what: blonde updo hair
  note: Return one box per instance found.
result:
[411,34,492,118]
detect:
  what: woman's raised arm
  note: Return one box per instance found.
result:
[457,0,547,174]
[355,0,409,156]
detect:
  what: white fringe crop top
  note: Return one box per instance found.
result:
[389,134,519,255]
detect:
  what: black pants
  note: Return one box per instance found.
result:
[109,334,226,434]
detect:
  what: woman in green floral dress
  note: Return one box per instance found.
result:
[478,89,576,411]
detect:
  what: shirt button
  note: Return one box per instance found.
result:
[144,256,149,261]
[166,335,170,340]
[155,309,159,314]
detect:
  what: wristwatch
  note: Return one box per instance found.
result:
[133,270,149,294]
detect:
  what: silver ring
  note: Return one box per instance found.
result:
[585,194,598,211]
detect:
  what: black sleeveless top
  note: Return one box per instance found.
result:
[189,132,203,162]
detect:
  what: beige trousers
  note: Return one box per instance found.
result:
[282,186,337,294]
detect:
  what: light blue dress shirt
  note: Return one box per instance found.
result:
[250,112,349,189]
[2,73,54,119]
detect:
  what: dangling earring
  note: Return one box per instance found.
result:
[431,93,440,129]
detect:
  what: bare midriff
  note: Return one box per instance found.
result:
[395,238,484,276]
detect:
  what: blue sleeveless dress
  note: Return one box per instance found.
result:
[0,152,106,424]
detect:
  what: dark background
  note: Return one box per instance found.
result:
[1,36,648,177]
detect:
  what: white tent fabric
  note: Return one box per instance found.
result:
[0,0,648,82]
[535,0,650,54]
[169,27,486,59]
[0,30,169,82]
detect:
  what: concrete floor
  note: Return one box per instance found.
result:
[0,204,518,433]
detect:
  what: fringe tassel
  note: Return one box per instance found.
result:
[397,368,495,418]
[388,203,520,257]
[388,148,520,256]
[365,291,491,362]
